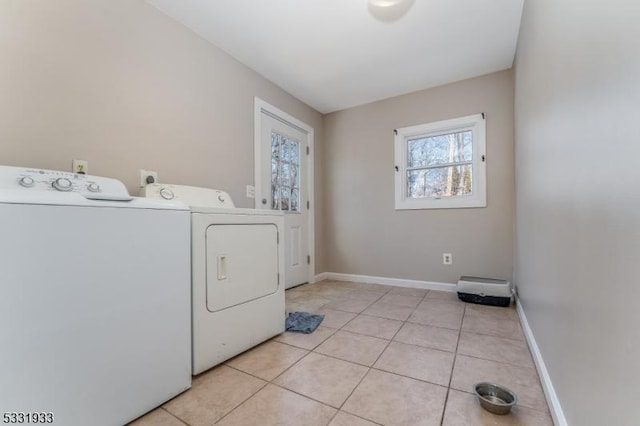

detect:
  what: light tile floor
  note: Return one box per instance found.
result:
[130,280,553,426]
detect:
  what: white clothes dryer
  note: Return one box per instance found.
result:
[140,183,285,375]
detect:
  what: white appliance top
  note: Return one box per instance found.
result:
[141,183,235,207]
[0,165,187,210]
[140,183,283,216]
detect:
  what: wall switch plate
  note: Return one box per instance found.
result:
[246,185,255,198]
[72,159,88,175]
[139,169,158,187]
[443,253,453,265]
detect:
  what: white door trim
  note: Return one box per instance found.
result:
[254,97,315,284]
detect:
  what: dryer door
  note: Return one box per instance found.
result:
[206,224,279,312]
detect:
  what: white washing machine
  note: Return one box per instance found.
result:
[140,183,285,375]
[0,166,192,426]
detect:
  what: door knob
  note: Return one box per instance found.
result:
[262,198,267,205]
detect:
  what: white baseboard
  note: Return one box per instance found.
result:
[311,272,329,283]
[313,272,456,292]
[516,298,567,426]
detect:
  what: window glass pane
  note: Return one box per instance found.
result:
[407,164,473,199]
[271,159,279,186]
[271,131,301,212]
[271,132,281,207]
[272,183,280,210]
[407,130,473,167]
[288,139,299,165]
[280,187,290,211]
[291,188,299,212]
[271,132,281,161]
[290,164,299,189]
[281,138,290,162]
[281,162,291,188]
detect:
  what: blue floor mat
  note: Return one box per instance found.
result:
[285,311,325,334]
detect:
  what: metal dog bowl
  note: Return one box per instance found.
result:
[473,382,518,415]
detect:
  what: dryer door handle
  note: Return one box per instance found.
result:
[217,255,227,280]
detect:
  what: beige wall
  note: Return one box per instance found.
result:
[0,0,326,271]
[514,0,640,424]
[323,70,514,283]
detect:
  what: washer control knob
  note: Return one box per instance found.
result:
[52,177,73,192]
[218,194,225,203]
[86,182,101,193]
[19,176,35,188]
[159,187,174,200]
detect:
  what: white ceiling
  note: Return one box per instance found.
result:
[148,0,524,113]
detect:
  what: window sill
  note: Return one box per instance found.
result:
[395,196,486,210]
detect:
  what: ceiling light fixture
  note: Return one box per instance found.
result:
[368,0,415,22]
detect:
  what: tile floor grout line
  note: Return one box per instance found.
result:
[268,347,315,383]
[210,382,271,425]
[332,407,385,426]
[458,328,527,343]
[387,335,457,355]
[223,362,291,384]
[159,407,192,426]
[210,379,269,425]
[337,309,364,330]
[368,366,451,391]
[369,309,410,366]
[333,365,373,415]
[331,292,447,425]
[215,292,360,424]
[216,348,318,425]
[313,342,390,368]
[452,351,538,370]
[274,332,338,352]
[268,381,346,412]
[329,291,418,424]
[440,302,467,426]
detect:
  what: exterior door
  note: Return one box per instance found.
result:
[259,112,310,288]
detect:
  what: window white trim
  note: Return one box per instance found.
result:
[394,113,486,210]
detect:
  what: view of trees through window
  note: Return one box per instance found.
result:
[406,130,473,199]
[271,131,300,211]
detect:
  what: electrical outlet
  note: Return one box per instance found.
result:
[139,169,158,187]
[443,253,453,265]
[72,159,88,175]
[246,185,255,198]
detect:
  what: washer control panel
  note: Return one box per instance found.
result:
[0,166,132,200]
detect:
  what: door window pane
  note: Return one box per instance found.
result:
[271,133,281,161]
[290,140,299,163]
[290,164,299,189]
[280,187,290,211]
[291,188,299,211]
[271,183,280,210]
[281,162,291,188]
[271,160,279,186]
[271,131,300,212]
[281,139,290,162]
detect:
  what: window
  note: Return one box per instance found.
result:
[271,131,300,212]
[394,113,486,210]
